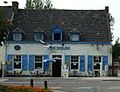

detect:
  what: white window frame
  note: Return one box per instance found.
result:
[70,56,79,70]
[13,33,22,41]
[70,34,80,41]
[34,55,43,69]
[34,33,43,41]
[13,55,22,70]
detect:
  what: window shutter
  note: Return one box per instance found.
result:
[22,55,27,71]
[43,55,49,71]
[88,56,93,71]
[65,55,70,70]
[29,55,34,71]
[80,56,85,71]
[6,55,13,70]
[102,56,108,70]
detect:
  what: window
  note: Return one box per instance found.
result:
[54,33,61,41]
[52,26,63,41]
[34,33,43,41]
[13,55,21,69]
[35,55,42,69]
[94,56,101,69]
[70,34,80,41]
[13,33,22,41]
[71,56,79,70]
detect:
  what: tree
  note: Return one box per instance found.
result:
[25,0,53,9]
[112,38,120,58]
[0,14,12,46]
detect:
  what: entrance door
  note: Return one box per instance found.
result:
[52,59,61,77]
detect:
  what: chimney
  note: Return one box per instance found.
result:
[105,6,109,13]
[12,1,19,15]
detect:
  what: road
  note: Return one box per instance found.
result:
[1,77,120,92]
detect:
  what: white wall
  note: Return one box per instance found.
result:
[6,43,112,65]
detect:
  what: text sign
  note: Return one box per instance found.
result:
[49,46,70,50]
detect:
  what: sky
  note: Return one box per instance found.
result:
[0,0,120,44]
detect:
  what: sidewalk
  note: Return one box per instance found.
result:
[0,78,8,82]
[3,76,120,80]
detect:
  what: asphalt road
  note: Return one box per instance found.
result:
[1,77,120,92]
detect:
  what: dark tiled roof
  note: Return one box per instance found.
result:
[0,6,12,19]
[12,8,111,42]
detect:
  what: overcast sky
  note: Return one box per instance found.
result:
[0,0,119,43]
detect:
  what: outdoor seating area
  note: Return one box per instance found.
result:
[4,70,51,77]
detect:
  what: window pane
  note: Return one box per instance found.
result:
[54,33,61,41]
[71,56,79,69]
[71,34,79,41]
[13,55,21,69]
[35,55,42,69]
[35,63,42,69]
[35,33,43,41]
[13,34,22,41]
[71,63,78,69]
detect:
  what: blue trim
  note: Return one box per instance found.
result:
[43,55,49,71]
[7,41,112,45]
[29,55,34,71]
[80,55,85,71]
[6,55,13,70]
[22,55,27,71]
[65,55,70,70]
[88,56,93,71]
[52,26,63,32]
[102,56,108,70]
[52,26,63,42]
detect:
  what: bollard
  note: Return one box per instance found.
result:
[44,81,48,89]
[30,79,34,87]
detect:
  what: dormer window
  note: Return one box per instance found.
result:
[52,26,63,41]
[70,33,80,41]
[34,32,44,41]
[54,33,61,41]
[12,27,24,41]
[13,33,22,41]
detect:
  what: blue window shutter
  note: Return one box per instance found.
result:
[102,56,108,70]
[29,55,34,71]
[52,33,54,41]
[43,55,49,71]
[80,56,85,71]
[22,55,27,71]
[65,55,70,70]
[7,55,13,70]
[88,56,93,71]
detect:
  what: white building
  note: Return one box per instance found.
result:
[0,2,112,77]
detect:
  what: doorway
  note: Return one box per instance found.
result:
[52,55,62,77]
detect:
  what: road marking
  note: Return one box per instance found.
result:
[50,87,62,89]
[107,86,120,89]
[73,87,96,89]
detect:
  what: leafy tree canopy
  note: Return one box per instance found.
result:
[112,38,120,58]
[26,0,53,9]
[0,12,12,46]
